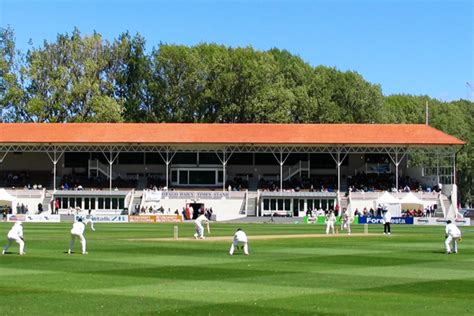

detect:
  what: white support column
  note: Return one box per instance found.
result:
[102,148,120,192]
[452,152,456,185]
[158,148,176,189]
[215,148,235,191]
[329,149,349,193]
[330,148,349,210]
[386,148,408,191]
[272,149,290,191]
[46,148,65,192]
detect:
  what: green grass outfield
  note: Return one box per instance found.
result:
[0,222,473,315]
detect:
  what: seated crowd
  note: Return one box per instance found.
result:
[0,171,50,190]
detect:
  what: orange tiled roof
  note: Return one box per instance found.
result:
[0,123,465,146]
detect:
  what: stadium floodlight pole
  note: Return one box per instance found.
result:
[158,148,176,189]
[46,147,64,192]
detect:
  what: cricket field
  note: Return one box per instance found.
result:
[0,222,473,315]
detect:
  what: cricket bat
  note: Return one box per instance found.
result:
[207,222,211,234]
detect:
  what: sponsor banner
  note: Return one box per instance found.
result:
[155,215,183,223]
[7,214,26,222]
[144,191,162,202]
[129,215,156,223]
[25,215,61,222]
[414,217,471,226]
[358,216,414,225]
[75,215,128,223]
[161,191,230,200]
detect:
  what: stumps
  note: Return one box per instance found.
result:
[173,225,179,240]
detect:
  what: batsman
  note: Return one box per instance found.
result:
[194,210,209,239]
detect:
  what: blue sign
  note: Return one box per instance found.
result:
[358,217,413,225]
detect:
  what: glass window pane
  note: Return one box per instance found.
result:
[189,170,215,185]
[171,170,178,182]
[98,198,104,209]
[277,199,283,210]
[285,199,291,210]
[270,199,276,210]
[112,198,118,209]
[179,171,188,184]
[263,199,269,210]
[119,198,124,209]
[90,198,96,210]
[105,198,111,209]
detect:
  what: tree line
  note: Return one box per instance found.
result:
[0,27,472,205]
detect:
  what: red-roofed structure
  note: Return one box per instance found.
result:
[0,123,465,146]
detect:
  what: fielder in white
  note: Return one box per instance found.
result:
[229,228,249,255]
[325,211,336,234]
[445,220,462,254]
[2,221,25,255]
[194,212,209,239]
[341,210,352,235]
[68,217,95,254]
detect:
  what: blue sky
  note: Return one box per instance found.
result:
[1,0,473,101]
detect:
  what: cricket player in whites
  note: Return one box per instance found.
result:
[194,211,209,239]
[2,221,25,255]
[325,210,336,235]
[445,220,462,254]
[68,217,95,254]
[229,228,249,255]
[341,209,352,235]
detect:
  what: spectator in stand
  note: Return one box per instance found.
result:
[54,199,59,214]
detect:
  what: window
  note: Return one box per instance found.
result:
[105,198,111,209]
[98,198,104,209]
[119,198,124,209]
[263,199,269,210]
[277,199,283,210]
[61,198,68,209]
[84,198,90,210]
[171,170,178,182]
[112,198,118,209]
[189,170,215,185]
[285,199,291,210]
[90,198,96,210]
[179,171,189,185]
[270,199,276,210]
